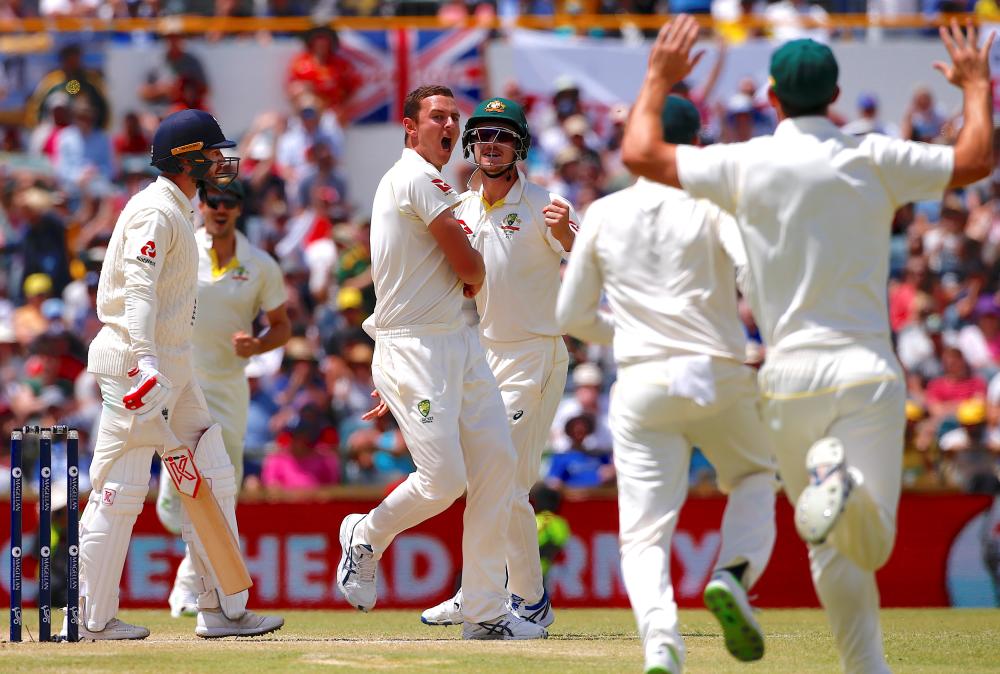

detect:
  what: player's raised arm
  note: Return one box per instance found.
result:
[935,19,995,188]
[428,210,486,286]
[621,15,703,188]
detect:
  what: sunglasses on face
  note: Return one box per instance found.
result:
[468,127,519,145]
[204,194,241,210]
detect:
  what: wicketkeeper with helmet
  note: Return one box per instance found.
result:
[420,97,578,630]
[82,109,282,639]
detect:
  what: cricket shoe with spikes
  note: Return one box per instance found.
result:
[644,642,682,674]
[795,437,854,545]
[703,569,764,662]
[337,513,378,612]
[421,589,463,626]
[509,590,555,628]
[195,609,284,638]
[462,611,548,640]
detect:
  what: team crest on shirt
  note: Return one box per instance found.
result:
[230,265,249,282]
[500,213,521,240]
[418,399,434,423]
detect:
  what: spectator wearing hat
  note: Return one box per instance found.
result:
[286,27,361,120]
[545,414,615,489]
[25,43,109,131]
[841,93,898,138]
[550,362,612,454]
[939,399,1000,492]
[261,407,340,493]
[956,295,1000,375]
[13,273,54,344]
[10,188,72,300]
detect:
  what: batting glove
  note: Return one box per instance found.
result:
[123,356,172,423]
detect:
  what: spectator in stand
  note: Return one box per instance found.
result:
[276,95,345,208]
[261,408,340,494]
[140,28,209,116]
[712,0,767,44]
[956,296,1000,376]
[10,189,71,300]
[25,43,108,130]
[28,91,73,160]
[39,0,100,16]
[550,362,613,454]
[13,273,53,346]
[545,414,615,489]
[764,0,831,44]
[901,85,946,143]
[901,400,941,489]
[297,139,349,214]
[343,412,413,485]
[841,93,899,138]
[890,256,934,333]
[286,26,361,120]
[939,399,1000,493]
[926,346,988,422]
[55,98,114,197]
[113,110,151,156]
[925,194,972,277]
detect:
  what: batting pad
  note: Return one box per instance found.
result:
[79,481,148,630]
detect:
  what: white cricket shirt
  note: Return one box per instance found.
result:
[678,116,954,354]
[192,228,286,378]
[368,148,464,330]
[454,169,576,342]
[557,178,747,366]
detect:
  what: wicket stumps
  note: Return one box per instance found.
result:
[9,425,80,643]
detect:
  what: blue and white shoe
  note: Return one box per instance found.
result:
[462,611,548,640]
[337,513,378,612]
[795,437,854,545]
[421,589,463,626]
[509,591,555,628]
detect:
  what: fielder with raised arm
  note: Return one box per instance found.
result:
[336,85,546,640]
[557,95,778,674]
[81,109,283,640]
[622,16,994,673]
[156,179,291,617]
[420,97,577,630]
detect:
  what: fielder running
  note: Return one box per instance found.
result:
[336,85,546,640]
[81,109,283,639]
[557,95,778,674]
[622,17,994,673]
[156,179,291,617]
[420,97,577,629]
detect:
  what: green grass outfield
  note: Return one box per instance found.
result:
[2,608,998,673]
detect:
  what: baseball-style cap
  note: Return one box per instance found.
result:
[661,94,701,145]
[769,39,839,110]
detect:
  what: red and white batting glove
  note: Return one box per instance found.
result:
[123,356,172,423]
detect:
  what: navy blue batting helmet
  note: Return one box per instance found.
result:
[150,109,236,173]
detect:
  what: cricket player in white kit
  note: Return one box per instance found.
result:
[420,97,577,629]
[336,85,546,640]
[156,179,290,618]
[557,95,778,674]
[622,17,995,673]
[81,109,282,640]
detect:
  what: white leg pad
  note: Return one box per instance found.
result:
[79,482,148,631]
[181,424,248,619]
[156,467,184,536]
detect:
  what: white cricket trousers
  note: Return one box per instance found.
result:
[610,358,778,665]
[359,322,516,623]
[484,335,569,605]
[83,365,236,630]
[198,373,250,485]
[758,343,904,674]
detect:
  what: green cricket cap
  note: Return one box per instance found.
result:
[660,95,701,145]
[769,39,839,110]
[466,97,529,136]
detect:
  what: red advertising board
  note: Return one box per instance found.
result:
[1,493,996,610]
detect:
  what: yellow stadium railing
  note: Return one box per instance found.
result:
[0,13,985,35]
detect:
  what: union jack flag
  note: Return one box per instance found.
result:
[338,29,487,125]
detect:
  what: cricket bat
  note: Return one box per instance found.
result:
[157,421,253,596]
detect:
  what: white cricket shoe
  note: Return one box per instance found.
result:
[195,609,284,638]
[702,570,764,662]
[795,437,854,544]
[337,513,378,612]
[168,585,198,618]
[462,611,548,640]
[509,591,555,628]
[73,617,150,641]
[644,642,681,674]
[421,589,463,626]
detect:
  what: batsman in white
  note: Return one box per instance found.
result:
[622,16,994,673]
[156,179,291,618]
[81,109,283,639]
[336,85,546,640]
[557,94,778,674]
[420,97,577,629]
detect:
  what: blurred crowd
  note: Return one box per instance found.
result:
[1,18,999,505]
